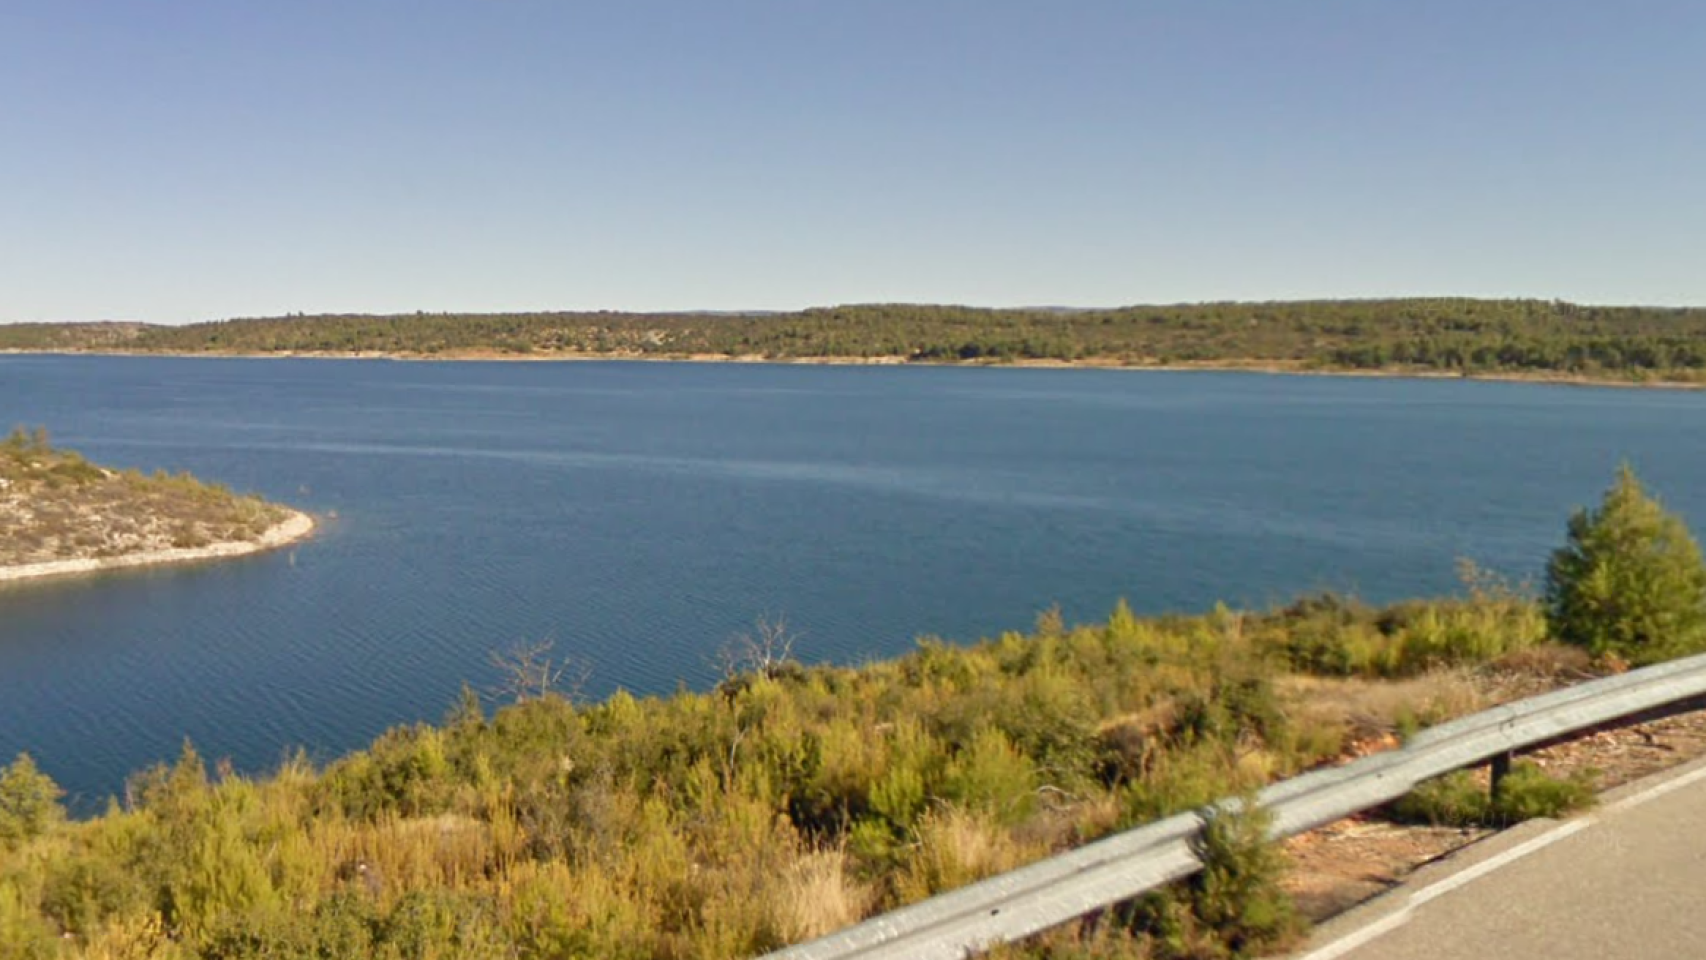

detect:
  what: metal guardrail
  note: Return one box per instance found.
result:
[763,651,1706,960]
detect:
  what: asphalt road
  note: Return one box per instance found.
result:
[1301,761,1706,960]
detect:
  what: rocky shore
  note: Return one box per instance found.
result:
[0,509,314,585]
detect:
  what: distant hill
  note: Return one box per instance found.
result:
[0,321,150,351]
[6,299,1706,383]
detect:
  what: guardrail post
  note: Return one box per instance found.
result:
[1489,750,1514,804]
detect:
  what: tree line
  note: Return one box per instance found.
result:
[6,299,1706,382]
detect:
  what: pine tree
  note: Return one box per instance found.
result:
[1545,465,1706,663]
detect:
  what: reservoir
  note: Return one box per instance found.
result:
[2,355,1703,806]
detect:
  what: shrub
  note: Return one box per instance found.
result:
[0,883,58,960]
[1386,770,1490,827]
[1272,593,1371,676]
[165,808,281,939]
[39,852,149,936]
[1491,762,1597,823]
[1185,802,1303,957]
[1389,760,1595,827]
[940,727,1038,824]
[1119,801,1303,960]
[0,755,63,850]
[378,890,510,960]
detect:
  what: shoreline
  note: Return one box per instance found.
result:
[6,347,1704,392]
[0,509,316,585]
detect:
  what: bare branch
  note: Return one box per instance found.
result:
[488,639,588,704]
[718,613,800,683]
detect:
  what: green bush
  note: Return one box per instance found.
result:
[1119,801,1304,960]
[1492,762,1597,823]
[0,883,58,960]
[0,754,63,849]
[1186,802,1303,957]
[377,890,510,960]
[1387,770,1490,826]
[1389,761,1596,827]
[1271,593,1370,676]
[940,727,1038,824]
[40,852,149,936]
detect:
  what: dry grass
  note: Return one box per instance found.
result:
[897,808,1049,903]
[1277,670,1492,751]
[772,849,874,942]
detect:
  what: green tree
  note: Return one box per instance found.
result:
[0,754,64,849]
[1545,465,1706,663]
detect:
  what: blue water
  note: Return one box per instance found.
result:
[1,355,1702,807]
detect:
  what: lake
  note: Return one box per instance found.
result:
[1,355,1702,807]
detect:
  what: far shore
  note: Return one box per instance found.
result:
[0,510,316,586]
[6,346,1705,392]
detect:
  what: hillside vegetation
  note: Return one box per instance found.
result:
[7,299,1706,383]
[0,428,289,567]
[2,467,1693,959]
[0,585,1569,960]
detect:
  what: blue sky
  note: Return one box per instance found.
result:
[3,2,1703,323]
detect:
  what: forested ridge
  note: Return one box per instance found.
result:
[7,299,1706,382]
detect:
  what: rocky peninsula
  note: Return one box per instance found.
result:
[0,427,312,584]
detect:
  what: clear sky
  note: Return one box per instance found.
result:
[3,2,1703,324]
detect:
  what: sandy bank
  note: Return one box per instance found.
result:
[0,510,315,585]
